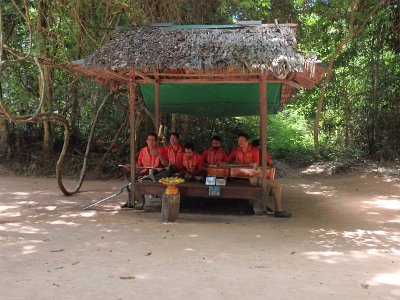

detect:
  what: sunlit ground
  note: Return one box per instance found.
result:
[0,174,399,299]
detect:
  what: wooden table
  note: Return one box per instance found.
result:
[132,179,269,215]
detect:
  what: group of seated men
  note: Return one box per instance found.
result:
[132,132,291,218]
[138,132,270,178]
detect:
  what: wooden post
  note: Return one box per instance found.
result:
[155,75,160,133]
[161,193,180,222]
[128,78,137,207]
[259,71,268,213]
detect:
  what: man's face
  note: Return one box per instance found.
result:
[184,148,193,158]
[170,135,179,146]
[238,136,248,148]
[211,140,221,148]
[146,135,158,149]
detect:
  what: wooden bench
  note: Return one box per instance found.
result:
[131,179,272,215]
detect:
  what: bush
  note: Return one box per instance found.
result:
[267,108,314,160]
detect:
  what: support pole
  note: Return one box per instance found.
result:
[259,71,268,212]
[128,77,137,207]
[155,75,160,133]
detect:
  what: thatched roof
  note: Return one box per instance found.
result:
[71,24,327,107]
[81,24,320,79]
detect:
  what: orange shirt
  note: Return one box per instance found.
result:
[202,147,227,165]
[263,151,273,166]
[226,145,259,165]
[137,146,167,169]
[182,153,203,173]
[165,144,184,166]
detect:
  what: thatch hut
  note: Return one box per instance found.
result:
[72,24,325,115]
[71,23,326,212]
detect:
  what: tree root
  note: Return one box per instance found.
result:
[0,92,111,196]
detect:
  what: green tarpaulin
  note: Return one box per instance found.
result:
[140,83,282,117]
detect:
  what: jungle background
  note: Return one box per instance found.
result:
[0,0,398,179]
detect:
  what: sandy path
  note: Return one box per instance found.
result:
[0,174,399,300]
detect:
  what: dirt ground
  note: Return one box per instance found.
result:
[1,171,399,300]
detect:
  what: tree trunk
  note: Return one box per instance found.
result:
[0,110,10,159]
[313,0,386,156]
[343,93,350,148]
[37,0,54,153]
[183,115,190,140]
[0,8,10,159]
[171,114,178,131]
[70,74,79,133]
[38,65,54,152]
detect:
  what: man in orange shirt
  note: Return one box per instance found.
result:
[227,134,290,218]
[202,135,227,166]
[226,133,259,166]
[181,143,205,180]
[164,132,184,174]
[137,133,168,177]
[121,133,168,208]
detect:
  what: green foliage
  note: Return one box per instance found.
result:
[1,0,399,172]
[267,107,314,160]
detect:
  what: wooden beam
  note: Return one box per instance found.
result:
[136,77,305,87]
[150,72,261,78]
[81,67,319,89]
[104,69,129,82]
[154,74,160,133]
[128,75,137,207]
[158,78,260,83]
[281,80,303,89]
[259,71,268,211]
[135,69,156,83]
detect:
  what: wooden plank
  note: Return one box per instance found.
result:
[154,74,160,133]
[159,78,260,83]
[150,72,261,77]
[259,71,268,214]
[136,77,304,87]
[132,69,156,83]
[81,67,316,89]
[134,181,263,200]
[128,75,137,207]
[104,69,129,82]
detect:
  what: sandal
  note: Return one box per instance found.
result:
[264,206,274,215]
[274,210,292,218]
